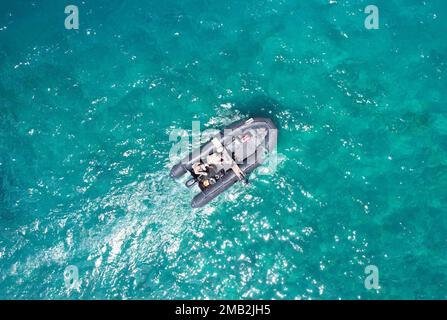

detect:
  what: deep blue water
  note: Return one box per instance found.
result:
[1,0,447,299]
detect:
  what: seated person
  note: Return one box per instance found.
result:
[192,153,224,189]
[192,162,208,176]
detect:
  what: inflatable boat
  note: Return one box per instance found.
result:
[170,117,277,208]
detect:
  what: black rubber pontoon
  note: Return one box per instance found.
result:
[170,117,277,208]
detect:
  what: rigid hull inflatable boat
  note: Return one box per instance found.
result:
[170,118,277,208]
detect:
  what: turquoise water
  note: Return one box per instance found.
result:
[1,0,446,299]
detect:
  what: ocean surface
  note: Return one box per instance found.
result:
[1,0,446,299]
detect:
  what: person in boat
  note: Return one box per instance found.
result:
[191,152,224,188]
[192,162,208,176]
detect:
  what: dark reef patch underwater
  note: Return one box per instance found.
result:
[0,0,447,299]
